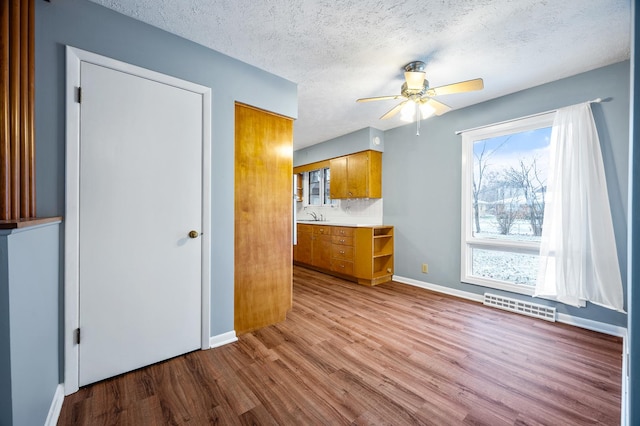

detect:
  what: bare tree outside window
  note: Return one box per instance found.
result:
[505,159,546,236]
[464,118,553,291]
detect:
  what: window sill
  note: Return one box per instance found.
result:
[462,275,535,296]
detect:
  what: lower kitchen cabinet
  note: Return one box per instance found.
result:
[355,226,394,286]
[294,224,394,286]
[294,224,331,269]
[330,226,355,276]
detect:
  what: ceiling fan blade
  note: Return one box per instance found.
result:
[380,101,407,119]
[427,78,484,97]
[422,98,452,116]
[356,95,404,103]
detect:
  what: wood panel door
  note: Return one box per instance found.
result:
[234,103,293,334]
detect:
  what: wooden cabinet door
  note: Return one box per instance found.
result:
[329,151,381,199]
[329,156,348,198]
[294,228,313,264]
[347,151,369,197]
[235,103,293,334]
[313,233,332,269]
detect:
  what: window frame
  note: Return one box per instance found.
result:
[460,112,555,295]
[302,167,336,207]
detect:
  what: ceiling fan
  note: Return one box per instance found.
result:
[357,61,484,133]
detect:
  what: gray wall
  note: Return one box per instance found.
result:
[628,3,639,423]
[36,0,297,339]
[294,127,384,166]
[383,61,629,327]
[0,223,60,426]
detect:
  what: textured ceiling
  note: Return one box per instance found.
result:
[88,0,631,149]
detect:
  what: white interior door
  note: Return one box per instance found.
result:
[78,61,203,386]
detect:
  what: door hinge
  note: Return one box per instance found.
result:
[76,87,82,103]
[75,328,80,344]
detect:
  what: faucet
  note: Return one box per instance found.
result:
[308,211,319,221]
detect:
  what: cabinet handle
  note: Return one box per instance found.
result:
[340,239,345,243]
[340,250,345,254]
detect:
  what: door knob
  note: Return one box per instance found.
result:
[188,230,200,239]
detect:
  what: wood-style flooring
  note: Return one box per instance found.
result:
[58,266,622,425]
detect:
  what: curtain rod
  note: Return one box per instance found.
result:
[454,98,604,135]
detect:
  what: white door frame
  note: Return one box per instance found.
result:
[64,46,212,395]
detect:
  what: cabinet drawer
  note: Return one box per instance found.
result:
[332,226,354,237]
[331,245,354,260]
[297,224,314,234]
[331,260,354,275]
[314,226,331,235]
[332,235,353,246]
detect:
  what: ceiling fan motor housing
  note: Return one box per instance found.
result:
[401,81,429,98]
[404,61,426,73]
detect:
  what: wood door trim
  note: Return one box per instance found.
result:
[64,46,212,395]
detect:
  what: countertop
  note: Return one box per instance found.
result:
[296,220,385,228]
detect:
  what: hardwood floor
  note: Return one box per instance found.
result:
[58,266,622,425]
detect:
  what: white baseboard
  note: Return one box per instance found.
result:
[392,275,627,337]
[393,275,484,303]
[556,312,627,337]
[44,383,65,426]
[209,330,238,348]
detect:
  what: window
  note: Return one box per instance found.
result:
[461,113,554,295]
[305,167,335,206]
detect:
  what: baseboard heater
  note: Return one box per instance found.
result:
[483,293,556,322]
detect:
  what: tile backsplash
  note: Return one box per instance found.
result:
[296,198,383,225]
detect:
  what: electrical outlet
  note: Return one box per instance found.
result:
[421,263,428,273]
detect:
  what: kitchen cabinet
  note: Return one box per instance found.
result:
[329,150,382,199]
[294,173,303,202]
[312,225,333,270]
[294,224,331,269]
[294,223,394,286]
[294,224,313,264]
[330,226,355,276]
[355,226,394,286]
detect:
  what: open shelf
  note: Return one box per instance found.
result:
[373,235,393,257]
[373,255,393,277]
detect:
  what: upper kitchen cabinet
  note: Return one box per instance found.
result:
[329,150,382,199]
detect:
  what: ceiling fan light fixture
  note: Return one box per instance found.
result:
[400,100,417,122]
[404,71,426,91]
[419,102,436,119]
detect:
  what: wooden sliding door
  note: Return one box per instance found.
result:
[0,0,35,220]
[234,103,293,334]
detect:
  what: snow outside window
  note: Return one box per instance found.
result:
[461,113,554,295]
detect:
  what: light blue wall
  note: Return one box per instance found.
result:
[0,236,12,425]
[35,0,297,340]
[383,61,629,327]
[0,223,60,426]
[294,127,384,166]
[627,3,639,423]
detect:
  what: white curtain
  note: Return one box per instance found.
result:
[535,102,624,312]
